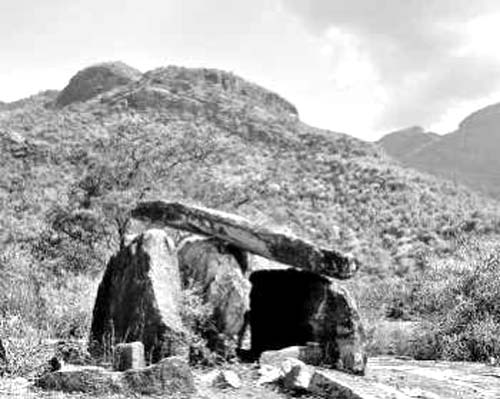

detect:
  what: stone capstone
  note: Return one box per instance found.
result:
[89,229,186,362]
[131,201,358,279]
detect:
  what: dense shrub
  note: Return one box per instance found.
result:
[408,238,500,362]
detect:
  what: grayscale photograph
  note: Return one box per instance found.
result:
[1,1,500,398]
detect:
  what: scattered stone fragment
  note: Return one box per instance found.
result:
[256,364,282,386]
[89,229,187,362]
[260,347,303,367]
[113,342,145,371]
[282,359,313,392]
[212,370,242,389]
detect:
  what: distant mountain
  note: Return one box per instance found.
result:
[378,126,440,159]
[1,61,500,278]
[378,104,500,199]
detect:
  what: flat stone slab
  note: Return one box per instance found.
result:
[131,201,357,279]
[312,357,500,399]
[36,356,195,397]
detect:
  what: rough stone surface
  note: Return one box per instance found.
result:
[113,342,145,371]
[249,269,366,375]
[282,359,313,392]
[212,370,242,389]
[257,364,282,385]
[123,356,195,396]
[36,356,195,396]
[89,229,186,362]
[260,344,323,367]
[177,236,250,352]
[56,61,142,107]
[131,201,357,279]
[260,347,303,366]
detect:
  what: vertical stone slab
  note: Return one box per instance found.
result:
[177,236,250,355]
[90,229,186,363]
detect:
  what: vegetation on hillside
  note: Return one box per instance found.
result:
[1,63,500,374]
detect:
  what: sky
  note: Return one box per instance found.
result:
[2,0,500,141]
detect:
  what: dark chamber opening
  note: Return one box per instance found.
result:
[249,268,329,356]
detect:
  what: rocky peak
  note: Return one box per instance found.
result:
[141,66,298,118]
[55,61,142,107]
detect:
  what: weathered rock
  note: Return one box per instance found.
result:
[56,61,142,107]
[177,236,250,353]
[113,342,145,371]
[260,346,303,366]
[123,356,195,396]
[260,344,323,367]
[257,364,282,385]
[249,269,367,375]
[89,229,186,362]
[36,356,195,396]
[131,201,357,279]
[282,359,313,392]
[212,370,242,389]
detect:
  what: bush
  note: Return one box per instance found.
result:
[409,238,500,362]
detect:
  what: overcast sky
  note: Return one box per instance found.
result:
[2,0,500,140]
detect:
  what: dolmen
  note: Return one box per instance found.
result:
[87,201,366,376]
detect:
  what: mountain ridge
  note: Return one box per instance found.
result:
[378,101,500,199]
[1,61,500,278]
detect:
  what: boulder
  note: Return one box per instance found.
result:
[212,370,242,389]
[55,61,141,107]
[89,229,186,362]
[131,201,357,279]
[257,364,282,386]
[36,356,195,397]
[282,359,313,392]
[260,344,323,367]
[249,269,367,375]
[177,236,250,353]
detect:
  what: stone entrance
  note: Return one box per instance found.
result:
[249,268,366,374]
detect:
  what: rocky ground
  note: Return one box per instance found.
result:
[1,357,499,399]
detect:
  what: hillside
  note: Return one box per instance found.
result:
[2,61,500,386]
[378,103,500,199]
[2,62,500,277]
